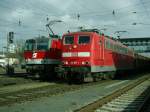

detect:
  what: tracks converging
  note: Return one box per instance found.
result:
[95,79,150,112]
[76,75,150,112]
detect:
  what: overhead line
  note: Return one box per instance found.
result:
[0,0,150,18]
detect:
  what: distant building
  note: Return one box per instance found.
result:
[119,37,150,57]
[0,53,6,67]
[0,51,19,67]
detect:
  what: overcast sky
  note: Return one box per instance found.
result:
[0,0,150,50]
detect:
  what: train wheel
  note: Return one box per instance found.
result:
[78,73,84,83]
[102,73,110,80]
[109,72,115,79]
[92,75,97,82]
[67,72,73,84]
[35,72,40,79]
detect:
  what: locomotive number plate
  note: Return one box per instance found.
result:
[71,52,78,57]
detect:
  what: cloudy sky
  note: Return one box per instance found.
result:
[0,0,150,50]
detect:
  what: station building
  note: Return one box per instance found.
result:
[119,37,150,57]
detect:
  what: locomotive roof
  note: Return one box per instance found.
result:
[63,30,136,55]
[63,28,103,36]
[63,31,96,36]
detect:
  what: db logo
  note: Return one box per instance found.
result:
[32,53,37,58]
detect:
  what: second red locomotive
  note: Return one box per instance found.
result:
[58,29,149,82]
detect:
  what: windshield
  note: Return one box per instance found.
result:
[64,36,74,44]
[25,39,36,51]
[78,36,90,44]
[36,38,49,50]
[25,38,49,51]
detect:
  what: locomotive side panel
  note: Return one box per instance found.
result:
[90,34,104,66]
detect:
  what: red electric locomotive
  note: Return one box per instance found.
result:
[59,29,137,82]
[24,35,61,79]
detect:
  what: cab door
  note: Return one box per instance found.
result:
[101,35,105,60]
[92,34,104,65]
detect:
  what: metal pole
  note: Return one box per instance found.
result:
[6,33,10,75]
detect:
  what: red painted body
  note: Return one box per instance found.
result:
[23,30,150,80]
[24,39,61,61]
[60,30,150,82]
[61,31,135,74]
[62,32,92,67]
[24,37,61,76]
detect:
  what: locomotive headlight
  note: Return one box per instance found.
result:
[73,45,77,48]
[65,61,68,64]
[63,61,68,65]
[81,61,85,65]
[82,61,90,65]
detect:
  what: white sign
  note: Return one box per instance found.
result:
[9,44,16,53]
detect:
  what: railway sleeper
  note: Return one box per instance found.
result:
[95,78,150,112]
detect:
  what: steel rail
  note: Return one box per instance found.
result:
[75,75,150,112]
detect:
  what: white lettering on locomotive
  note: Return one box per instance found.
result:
[32,53,37,58]
[71,52,78,57]
[62,52,90,57]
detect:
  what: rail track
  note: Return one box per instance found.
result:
[75,74,150,112]
[0,73,149,112]
[0,75,113,106]
[140,95,150,112]
[0,72,149,110]
[0,74,35,87]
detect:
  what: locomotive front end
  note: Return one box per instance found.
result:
[24,37,61,78]
[60,32,93,82]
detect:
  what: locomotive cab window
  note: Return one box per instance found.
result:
[78,36,90,44]
[36,38,49,50]
[25,39,36,51]
[64,36,74,44]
